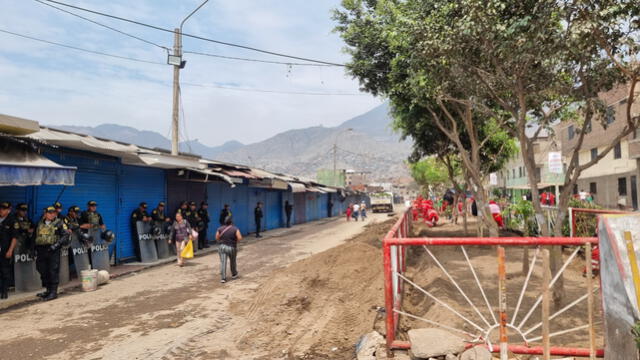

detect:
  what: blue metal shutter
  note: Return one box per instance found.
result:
[37,150,119,256]
[230,184,250,235]
[305,193,318,221]
[319,193,328,219]
[206,181,224,237]
[118,165,166,261]
[265,190,282,230]
[0,186,30,213]
[293,193,306,224]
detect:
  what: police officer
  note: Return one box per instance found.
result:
[34,206,69,301]
[197,201,210,249]
[186,201,201,252]
[80,201,106,232]
[0,202,17,299]
[254,202,264,238]
[151,202,171,233]
[64,206,81,235]
[130,202,150,260]
[14,203,34,254]
[175,201,188,218]
[219,204,231,226]
[53,201,64,220]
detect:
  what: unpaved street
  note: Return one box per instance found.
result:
[0,213,394,360]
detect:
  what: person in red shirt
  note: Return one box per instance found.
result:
[540,191,548,205]
[425,208,439,227]
[549,192,556,206]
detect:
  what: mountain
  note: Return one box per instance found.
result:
[49,102,412,181]
[49,124,243,159]
[215,103,412,181]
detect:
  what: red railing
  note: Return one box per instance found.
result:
[382,208,604,358]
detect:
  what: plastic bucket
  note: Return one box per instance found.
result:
[81,269,98,292]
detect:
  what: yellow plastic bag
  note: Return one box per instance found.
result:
[181,240,194,259]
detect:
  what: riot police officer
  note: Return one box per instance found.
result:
[34,206,68,301]
[131,202,150,261]
[175,201,188,217]
[0,202,17,299]
[186,201,201,252]
[53,201,64,220]
[197,201,210,249]
[14,203,34,254]
[151,202,171,231]
[80,200,106,232]
[64,206,81,233]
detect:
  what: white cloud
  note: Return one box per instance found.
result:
[0,0,380,147]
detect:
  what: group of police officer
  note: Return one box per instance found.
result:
[131,200,211,251]
[0,200,111,301]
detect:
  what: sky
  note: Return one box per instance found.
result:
[0,0,382,146]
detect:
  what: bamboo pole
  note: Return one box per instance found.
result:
[498,246,508,360]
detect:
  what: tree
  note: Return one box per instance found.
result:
[410,157,449,196]
[335,0,518,236]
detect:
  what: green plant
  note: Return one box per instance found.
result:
[561,198,603,237]
[632,321,640,350]
[504,199,537,236]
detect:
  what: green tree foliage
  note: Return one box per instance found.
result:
[410,157,450,195]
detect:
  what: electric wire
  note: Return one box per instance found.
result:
[183,50,333,67]
[180,81,366,96]
[0,28,166,65]
[38,0,347,66]
[177,84,193,153]
[34,0,170,51]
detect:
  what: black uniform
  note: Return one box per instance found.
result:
[254,205,263,237]
[0,214,17,298]
[284,202,293,228]
[130,207,150,260]
[34,217,68,300]
[219,208,231,226]
[197,207,210,249]
[80,210,104,229]
[185,208,201,251]
[14,214,34,254]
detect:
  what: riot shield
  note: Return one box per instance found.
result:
[59,244,70,285]
[13,232,40,292]
[70,231,91,273]
[89,228,110,271]
[154,222,170,259]
[136,221,158,263]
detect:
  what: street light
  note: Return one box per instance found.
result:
[333,128,353,187]
[171,0,210,155]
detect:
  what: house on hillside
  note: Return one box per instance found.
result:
[554,84,640,210]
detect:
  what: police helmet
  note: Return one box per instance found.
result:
[17,203,28,212]
[54,202,62,209]
[80,232,93,246]
[101,230,116,243]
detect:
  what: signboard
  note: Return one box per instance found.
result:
[13,232,40,292]
[489,173,498,185]
[136,221,158,263]
[548,152,563,174]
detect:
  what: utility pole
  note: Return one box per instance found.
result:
[170,0,210,156]
[171,28,181,156]
[333,143,338,187]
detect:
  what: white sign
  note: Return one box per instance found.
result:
[548,152,563,174]
[489,173,498,185]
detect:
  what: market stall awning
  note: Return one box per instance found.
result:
[288,182,306,193]
[0,138,76,186]
[187,168,236,187]
[318,186,337,193]
[135,153,203,169]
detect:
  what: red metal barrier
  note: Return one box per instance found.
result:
[383,207,604,358]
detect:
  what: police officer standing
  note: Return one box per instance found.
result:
[34,206,68,301]
[175,201,188,218]
[14,203,34,253]
[197,201,210,249]
[130,202,150,261]
[0,202,17,299]
[80,201,106,232]
[64,206,81,234]
[186,201,201,252]
[53,201,64,220]
[254,202,264,238]
[151,201,171,229]
[219,204,231,226]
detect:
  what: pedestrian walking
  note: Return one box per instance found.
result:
[34,206,69,301]
[219,204,231,226]
[360,202,367,220]
[0,201,17,300]
[284,200,293,227]
[216,216,242,283]
[352,203,360,221]
[254,202,263,238]
[346,203,352,221]
[198,201,210,249]
[168,212,192,267]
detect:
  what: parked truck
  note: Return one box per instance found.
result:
[370,192,394,213]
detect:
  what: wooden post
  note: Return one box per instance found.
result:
[585,242,596,360]
[542,249,551,360]
[498,246,508,360]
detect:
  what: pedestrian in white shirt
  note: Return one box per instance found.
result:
[352,203,360,221]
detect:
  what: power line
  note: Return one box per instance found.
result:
[38,0,347,67]
[180,81,367,96]
[0,28,166,65]
[183,50,334,67]
[34,0,170,51]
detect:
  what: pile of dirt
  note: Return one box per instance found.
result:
[229,218,396,360]
[400,221,604,351]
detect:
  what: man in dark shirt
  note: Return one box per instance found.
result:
[130,202,150,261]
[198,201,210,249]
[254,202,263,238]
[284,201,293,228]
[219,204,231,226]
[0,202,17,299]
[186,202,202,252]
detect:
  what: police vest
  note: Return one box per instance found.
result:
[153,209,165,221]
[87,212,101,226]
[36,219,61,246]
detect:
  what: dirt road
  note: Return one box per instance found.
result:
[0,213,394,360]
